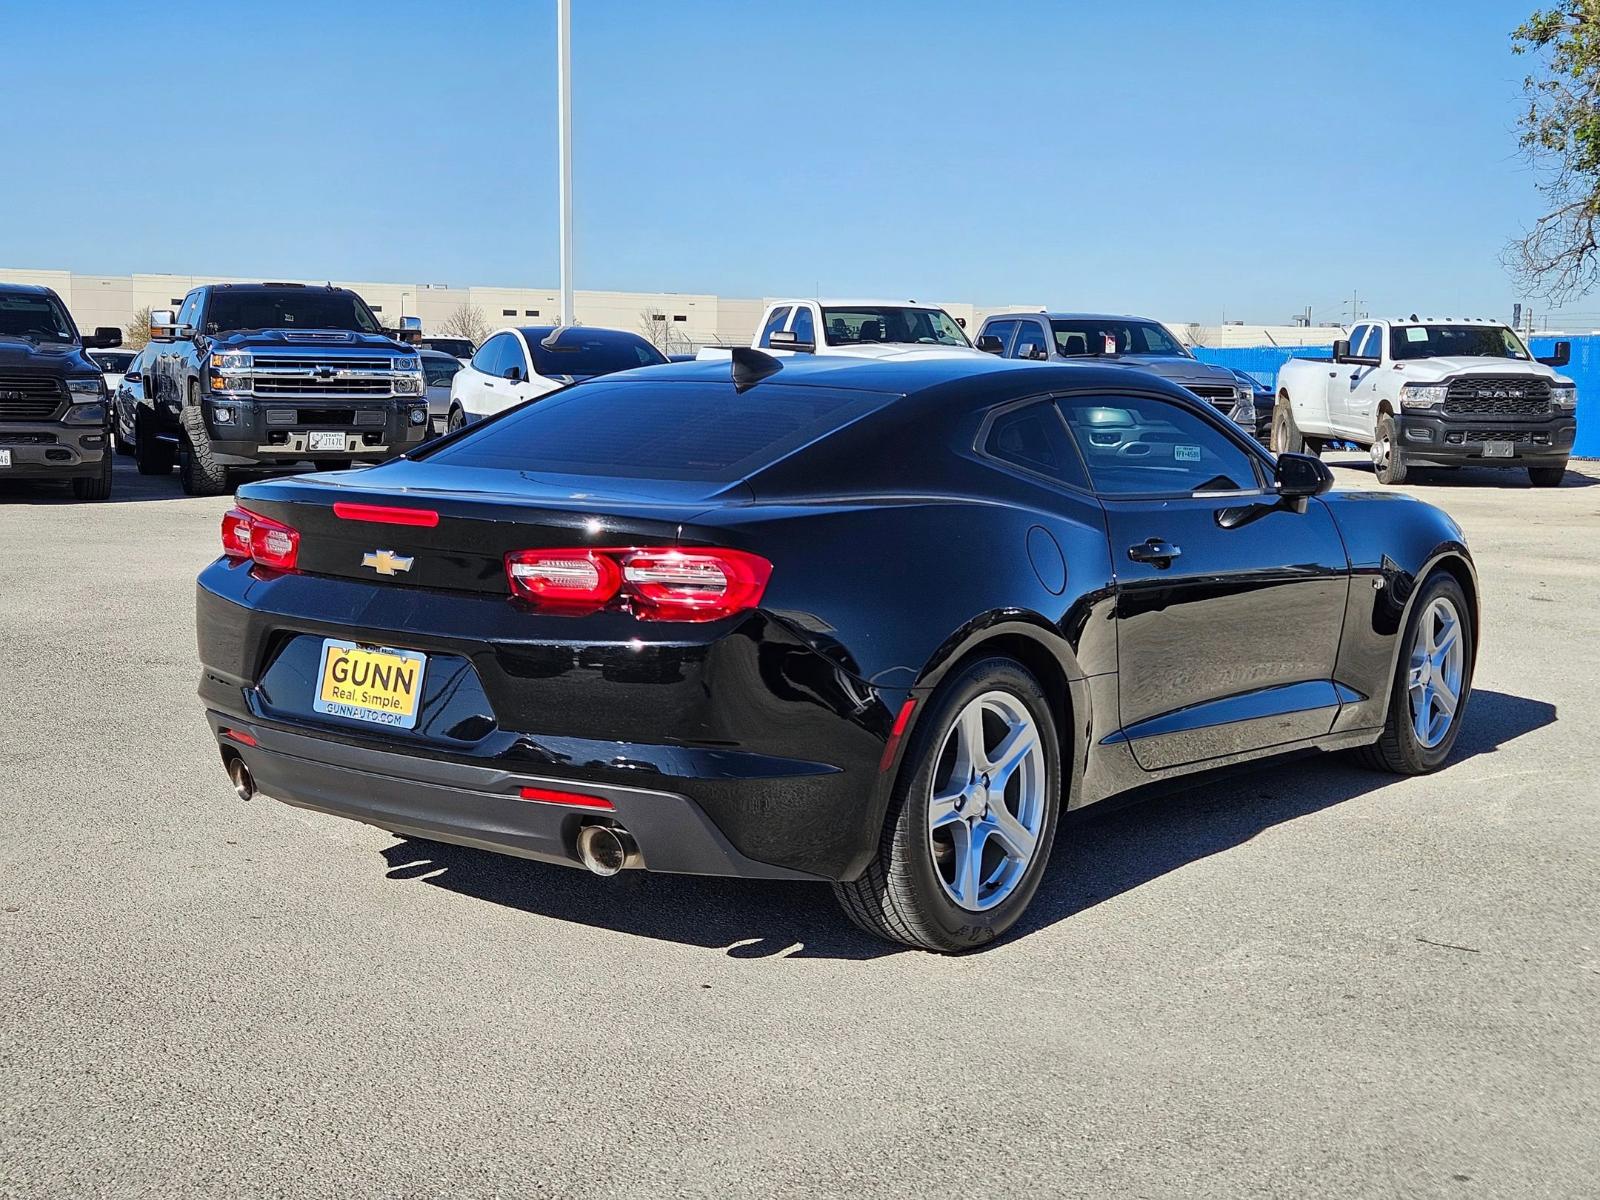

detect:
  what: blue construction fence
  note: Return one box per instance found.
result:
[1193,335,1598,458]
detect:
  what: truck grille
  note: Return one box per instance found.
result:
[1186,384,1239,410]
[248,355,398,397]
[254,376,393,396]
[1443,377,1551,416]
[0,374,67,421]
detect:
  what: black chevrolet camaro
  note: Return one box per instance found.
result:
[197,352,1478,951]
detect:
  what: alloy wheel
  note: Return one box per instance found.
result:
[926,691,1047,912]
[1408,596,1465,748]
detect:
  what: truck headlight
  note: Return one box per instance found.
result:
[63,402,106,424]
[1400,383,1448,409]
[66,377,105,399]
[393,374,423,395]
[211,375,252,393]
[210,352,252,372]
[1552,383,1577,410]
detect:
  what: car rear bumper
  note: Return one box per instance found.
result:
[1398,411,1576,466]
[207,712,821,880]
[0,424,109,477]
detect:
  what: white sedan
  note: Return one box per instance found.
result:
[446,325,668,430]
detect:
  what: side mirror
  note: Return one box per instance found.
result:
[85,326,123,349]
[1022,344,1049,361]
[956,316,967,329]
[1331,338,1351,363]
[1536,339,1571,367]
[503,366,523,382]
[149,310,178,343]
[768,330,815,353]
[976,334,1004,355]
[399,315,422,335]
[1275,452,1334,500]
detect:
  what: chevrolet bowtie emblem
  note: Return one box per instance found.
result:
[361,549,414,576]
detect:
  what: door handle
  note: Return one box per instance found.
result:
[1128,538,1181,567]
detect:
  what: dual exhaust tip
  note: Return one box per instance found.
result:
[227,756,256,802]
[575,823,641,876]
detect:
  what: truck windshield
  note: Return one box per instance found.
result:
[821,307,971,347]
[1389,325,1531,361]
[1050,319,1190,358]
[0,292,77,344]
[203,290,383,335]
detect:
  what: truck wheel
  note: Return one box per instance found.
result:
[178,394,231,496]
[135,412,175,475]
[1271,398,1304,454]
[1528,464,1567,487]
[71,451,113,502]
[1371,413,1407,485]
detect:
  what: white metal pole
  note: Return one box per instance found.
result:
[557,0,574,327]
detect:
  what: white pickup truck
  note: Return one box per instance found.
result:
[1272,318,1578,486]
[702,299,989,361]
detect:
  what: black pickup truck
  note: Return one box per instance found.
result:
[140,282,430,495]
[0,284,123,500]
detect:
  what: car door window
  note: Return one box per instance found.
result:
[981,320,1019,355]
[1356,325,1382,361]
[471,334,508,376]
[758,307,792,348]
[983,401,1091,490]
[1345,324,1371,362]
[1011,321,1049,360]
[790,306,815,346]
[1059,394,1262,496]
[503,335,530,380]
[178,292,201,332]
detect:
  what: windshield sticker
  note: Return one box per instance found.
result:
[1103,333,1117,354]
[1174,445,1201,462]
[1405,327,1428,342]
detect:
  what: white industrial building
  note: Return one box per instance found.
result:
[0,266,1335,351]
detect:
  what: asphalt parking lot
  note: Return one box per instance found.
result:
[2,453,1598,1199]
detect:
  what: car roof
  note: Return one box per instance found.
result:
[508,324,650,343]
[986,311,1172,323]
[418,347,460,360]
[773,298,953,309]
[0,283,56,296]
[597,350,1203,399]
[201,282,359,294]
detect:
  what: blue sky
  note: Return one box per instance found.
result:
[0,0,1549,323]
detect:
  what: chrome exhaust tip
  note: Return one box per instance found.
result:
[575,823,640,876]
[227,756,255,802]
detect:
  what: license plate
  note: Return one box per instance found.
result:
[308,430,346,452]
[313,639,427,729]
[0,449,10,468]
[1481,441,1514,458]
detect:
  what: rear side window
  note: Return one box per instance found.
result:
[1059,394,1260,496]
[984,402,1090,489]
[422,380,889,481]
[526,328,665,377]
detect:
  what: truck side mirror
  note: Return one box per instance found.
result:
[976,334,1004,355]
[1536,339,1571,367]
[1331,338,1351,363]
[85,326,123,349]
[149,309,178,343]
[1021,344,1048,361]
[956,316,967,329]
[768,330,815,353]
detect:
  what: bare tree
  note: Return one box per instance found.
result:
[1504,3,1600,301]
[439,303,491,346]
[638,306,672,352]
[1184,322,1208,348]
[125,305,152,351]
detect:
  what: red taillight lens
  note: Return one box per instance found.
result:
[517,785,614,810]
[503,546,771,622]
[220,506,300,572]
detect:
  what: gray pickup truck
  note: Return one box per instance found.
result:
[142,282,431,495]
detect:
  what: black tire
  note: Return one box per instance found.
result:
[1528,464,1567,487]
[1372,412,1407,485]
[833,656,1062,953]
[1352,571,1474,775]
[134,412,175,475]
[446,405,467,433]
[112,407,134,456]
[1271,397,1304,454]
[178,391,230,496]
[70,452,113,502]
[1303,436,1326,456]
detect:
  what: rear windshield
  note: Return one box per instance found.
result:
[421,379,888,481]
[523,328,667,377]
[422,337,474,357]
[203,289,383,334]
[0,292,76,344]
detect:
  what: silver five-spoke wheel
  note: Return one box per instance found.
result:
[926,691,1047,912]
[1408,595,1464,748]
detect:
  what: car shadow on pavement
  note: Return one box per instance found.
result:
[377,689,1555,960]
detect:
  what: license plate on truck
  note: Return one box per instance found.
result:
[1481,441,1514,458]
[0,449,10,468]
[313,640,427,729]
[308,431,346,452]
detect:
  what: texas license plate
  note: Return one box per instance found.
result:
[0,449,10,468]
[308,430,346,452]
[312,640,427,729]
[1481,441,1514,458]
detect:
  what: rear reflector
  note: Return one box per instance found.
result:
[221,727,258,747]
[517,785,615,810]
[332,502,440,527]
[504,546,772,622]
[221,506,300,572]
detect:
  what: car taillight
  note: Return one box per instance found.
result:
[220,506,300,572]
[504,546,771,622]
